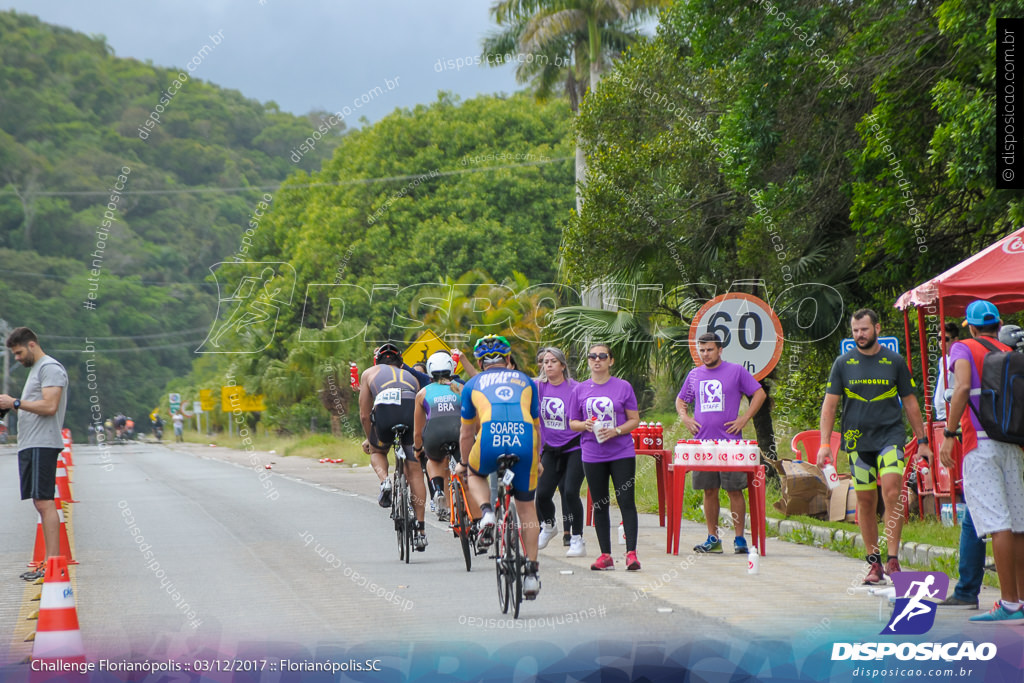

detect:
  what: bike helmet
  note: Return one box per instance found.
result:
[473,334,511,362]
[426,351,456,378]
[373,342,402,365]
[999,324,1024,352]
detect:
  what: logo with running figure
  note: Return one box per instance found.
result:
[881,571,949,635]
[586,396,614,422]
[541,397,566,429]
[698,379,723,412]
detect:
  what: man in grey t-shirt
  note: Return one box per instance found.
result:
[0,327,68,581]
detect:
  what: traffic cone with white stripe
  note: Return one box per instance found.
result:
[56,455,77,503]
[30,505,75,567]
[30,556,85,664]
[61,428,74,467]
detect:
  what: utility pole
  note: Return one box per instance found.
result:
[0,318,11,438]
[0,318,9,397]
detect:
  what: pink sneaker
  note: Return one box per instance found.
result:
[626,551,641,571]
[590,553,614,571]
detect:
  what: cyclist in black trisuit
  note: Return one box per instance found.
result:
[359,343,428,551]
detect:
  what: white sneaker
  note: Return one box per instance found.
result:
[566,535,586,557]
[476,511,496,553]
[538,522,558,550]
[434,491,449,522]
[523,572,541,600]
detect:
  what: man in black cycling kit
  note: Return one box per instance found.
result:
[359,343,428,552]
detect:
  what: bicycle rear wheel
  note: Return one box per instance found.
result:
[507,503,523,618]
[494,503,510,614]
[453,479,472,571]
[394,473,406,562]
[401,477,412,564]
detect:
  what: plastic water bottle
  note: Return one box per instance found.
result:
[349,361,359,389]
[654,422,664,450]
[618,521,626,545]
[748,549,759,574]
[919,457,930,485]
[821,456,840,490]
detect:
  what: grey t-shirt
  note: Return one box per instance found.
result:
[18,355,68,449]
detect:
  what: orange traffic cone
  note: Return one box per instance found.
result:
[56,456,77,503]
[61,429,74,467]
[30,556,85,664]
[30,506,75,567]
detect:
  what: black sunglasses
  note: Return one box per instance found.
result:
[587,352,610,360]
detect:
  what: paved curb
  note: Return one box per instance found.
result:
[711,510,994,568]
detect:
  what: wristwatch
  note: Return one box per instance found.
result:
[943,428,958,439]
[12,399,20,410]
[615,427,622,435]
[916,437,929,445]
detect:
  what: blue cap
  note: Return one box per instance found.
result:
[964,300,1000,327]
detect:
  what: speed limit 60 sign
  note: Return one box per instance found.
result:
[689,293,783,380]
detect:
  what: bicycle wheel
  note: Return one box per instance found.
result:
[394,473,406,562]
[401,477,412,564]
[453,479,472,571]
[495,503,510,614]
[507,503,523,618]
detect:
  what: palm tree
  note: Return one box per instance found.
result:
[484,0,669,212]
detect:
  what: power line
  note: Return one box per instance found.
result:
[45,327,211,341]
[51,340,207,353]
[2,157,572,198]
[0,268,218,286]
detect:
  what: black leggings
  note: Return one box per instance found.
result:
[536,445,585,536]
[583,458,638,554]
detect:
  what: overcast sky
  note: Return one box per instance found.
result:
[4,0,528,124]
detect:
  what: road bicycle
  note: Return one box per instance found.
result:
[491,453,526,618]
[445,442,477,571]
[388,424,413,563]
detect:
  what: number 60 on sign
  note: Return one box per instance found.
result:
[688,293,783,380]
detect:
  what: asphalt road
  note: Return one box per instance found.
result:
[1,441,1017,682]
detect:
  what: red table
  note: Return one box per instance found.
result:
[586,449,670,527]
[665,462,767,556]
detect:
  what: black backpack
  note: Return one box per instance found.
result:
[965,337,1024,445]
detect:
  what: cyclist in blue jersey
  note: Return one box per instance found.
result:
[457,335,542,599]
[413,351,470,522]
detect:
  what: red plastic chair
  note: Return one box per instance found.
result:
[790,430,842,465]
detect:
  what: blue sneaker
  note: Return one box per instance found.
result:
[733,536,748,555]
[694,535,723,554]
[968,602,1024,624]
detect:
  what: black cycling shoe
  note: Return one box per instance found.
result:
[21,569,45,582]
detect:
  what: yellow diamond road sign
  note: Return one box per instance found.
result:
[403,330,462,373]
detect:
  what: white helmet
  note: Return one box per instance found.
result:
[426,351,456,378]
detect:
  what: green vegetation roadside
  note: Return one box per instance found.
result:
[178,429,371,467]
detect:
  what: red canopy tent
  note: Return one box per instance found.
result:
[894,226,1024,520]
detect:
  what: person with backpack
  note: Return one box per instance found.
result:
[940,299,1024,624]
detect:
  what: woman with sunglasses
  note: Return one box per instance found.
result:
[569,344,641,570]
[535,347,587,557]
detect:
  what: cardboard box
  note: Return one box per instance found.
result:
[828,475,858,522]
[773,459,829,518]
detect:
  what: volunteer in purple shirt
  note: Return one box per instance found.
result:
[676,332,766,555]
[535,347,587,557]
[569,344,641,571]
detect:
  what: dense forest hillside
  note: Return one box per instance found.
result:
[0,11,575,435]
[0,9,339,433]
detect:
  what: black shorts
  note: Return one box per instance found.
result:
[19,447,61,501]
[422,415,461,462]
[370,399,415,452]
